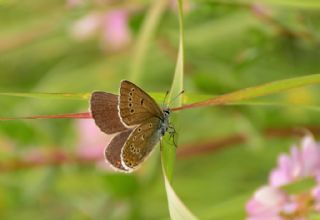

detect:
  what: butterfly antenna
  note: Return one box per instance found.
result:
[162,91,169,108]
[168,90,185,107]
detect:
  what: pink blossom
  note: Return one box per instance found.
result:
[101,10,131,51]
[70,9,131,51]
[247,136,320,219]
[71,13,101,40]
[246,186,288,220]
[269,136,320,187]
[246,185,318,219]
[301,136,320,176]
[76,119,114,171]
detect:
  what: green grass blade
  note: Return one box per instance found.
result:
[172,74,320,111]
[129,0,168,82]
[150,92,320,112]
[161,1,197,219]
[162,165,197,220]
[0,92,90,100]
[162,0,185,181]
[203,0,320,9]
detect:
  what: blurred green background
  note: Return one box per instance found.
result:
[1,0,320,219]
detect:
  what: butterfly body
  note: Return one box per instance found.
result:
[90,80,172,172]
[160,108,170,136]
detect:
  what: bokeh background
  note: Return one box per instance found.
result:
[1,0,320,219]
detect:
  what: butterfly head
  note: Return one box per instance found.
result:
[163,108,171,118]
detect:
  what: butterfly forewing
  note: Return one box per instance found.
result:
[119,80,163,126]
[90,92,127,134]
[121,118,162,170]
[105,129,133,172]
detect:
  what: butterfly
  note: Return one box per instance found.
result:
[90,80,172,172]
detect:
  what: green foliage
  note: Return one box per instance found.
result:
[1,0,320,219]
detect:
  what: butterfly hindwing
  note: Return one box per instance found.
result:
[119,80,163,126]
[105,129,133,172]
[121,118,162,170]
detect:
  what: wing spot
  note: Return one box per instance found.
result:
[128,103,132,107]
[130,109,135,114]
[128,97,132,102]
[140,99,144,105]
[133,148,140,154]
[141,135,145,140]
[131,88,135,92]
[129,92,133,96]
[138,128,142,132]
[149,123,152,128]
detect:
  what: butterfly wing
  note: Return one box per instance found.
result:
[90,92,127,134]
[121,118,162,170]
[105,129,133,172]
[119,80,163,126]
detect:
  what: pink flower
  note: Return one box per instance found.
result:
[101,10,131,51]
[312,185,320,212]
[269,136,320,187]
[70,9,131,51]
[76,119,113,170]
[71,13,101,40]
[246,186,288,220]
[246,136,320,219]
[246,185,319,219]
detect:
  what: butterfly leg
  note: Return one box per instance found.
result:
[168,125,177,148]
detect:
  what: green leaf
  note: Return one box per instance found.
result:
[282,177,316,194]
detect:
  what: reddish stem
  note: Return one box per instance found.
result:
[0,126,319,172]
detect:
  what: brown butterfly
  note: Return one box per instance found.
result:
[90,80,171,172]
